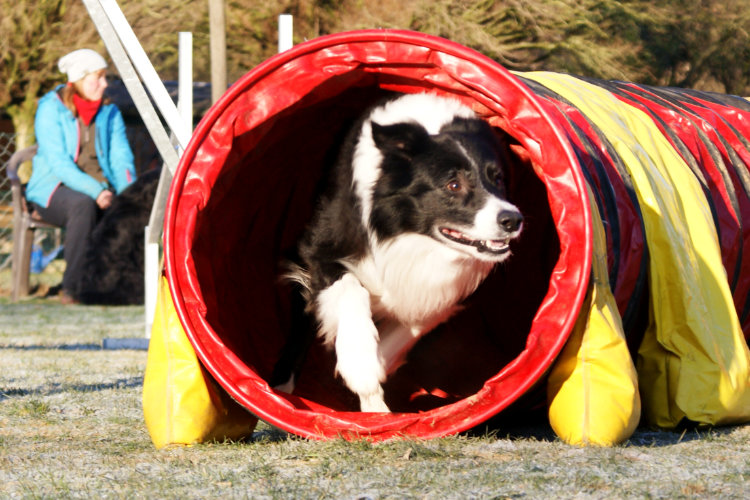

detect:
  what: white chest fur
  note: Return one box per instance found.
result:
[346,233,495,330]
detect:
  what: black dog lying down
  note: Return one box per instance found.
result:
[76,167,161,305]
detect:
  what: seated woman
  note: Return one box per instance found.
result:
[26,48,137,304]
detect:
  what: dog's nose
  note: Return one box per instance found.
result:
[498,210,523,233]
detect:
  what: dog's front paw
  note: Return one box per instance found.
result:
[359,390,391,413]
[334,312,390,413]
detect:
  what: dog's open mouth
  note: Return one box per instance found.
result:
[439,227,511,254]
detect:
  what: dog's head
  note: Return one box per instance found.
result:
[352,93,523,263]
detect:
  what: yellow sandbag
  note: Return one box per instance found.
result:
[525,71,750,428]
[547,186,641,446]
[143,275,257,448]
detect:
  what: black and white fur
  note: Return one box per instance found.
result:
[285,93,523,412]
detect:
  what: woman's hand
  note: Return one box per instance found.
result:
[96,190,114,209]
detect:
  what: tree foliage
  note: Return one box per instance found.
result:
[407,0,647,80]
[405,0,750,92]
[637,0,750,93]
[0,0,209,145]
[3,0,750,145]
[0,0,99,146]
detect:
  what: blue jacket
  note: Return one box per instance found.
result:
[27,86,136,207]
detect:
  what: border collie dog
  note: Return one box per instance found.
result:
[285,93,523,412]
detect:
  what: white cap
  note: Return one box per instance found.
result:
[58,49,108,82]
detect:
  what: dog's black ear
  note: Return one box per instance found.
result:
[371,121,429,156]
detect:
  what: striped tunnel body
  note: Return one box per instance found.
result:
[520,73,750,343]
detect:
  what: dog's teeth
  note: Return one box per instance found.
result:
[485,240,508,251]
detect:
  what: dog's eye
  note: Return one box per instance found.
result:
[445,180,462,193]
[492,171,505,191]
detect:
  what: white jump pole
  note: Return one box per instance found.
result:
[278,14,293,53]
[98,0,190,153]
[177,32,194,137]
[84,0,183,349]
[143,32,193,338]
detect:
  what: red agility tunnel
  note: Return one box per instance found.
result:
[163,30,594,440]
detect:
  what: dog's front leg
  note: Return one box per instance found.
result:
[316,273,390,412]
[377,321,422,376]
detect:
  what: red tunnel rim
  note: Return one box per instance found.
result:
[164,29,593,440]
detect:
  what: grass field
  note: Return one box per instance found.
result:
[1,266,749,499]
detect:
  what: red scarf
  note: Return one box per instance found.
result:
[72,93,102,126]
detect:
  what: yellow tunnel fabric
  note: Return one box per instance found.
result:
[547,184,641,445]
[143,275,257,448]
[524,71,750,429]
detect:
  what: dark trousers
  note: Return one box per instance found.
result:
[31,185,100,297]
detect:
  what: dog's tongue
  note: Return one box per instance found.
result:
[441,228,466,240]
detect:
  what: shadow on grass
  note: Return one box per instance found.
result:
[0,376,144,402]
[0,343,102,350]
[0,341,148,351]
[625,424,740,446]
[457,387,740,447]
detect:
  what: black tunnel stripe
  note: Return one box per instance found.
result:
[587,79,750,325]
[516,75,649,335]
[664,88,750,206]
[581,123,650,337]
[664,89,750,324]
[625,83,747,293]
[676,87,750,113]
[578,78,715,205]
[517,78,623,282]
[603,81,741,292]
[568,121,622,288]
